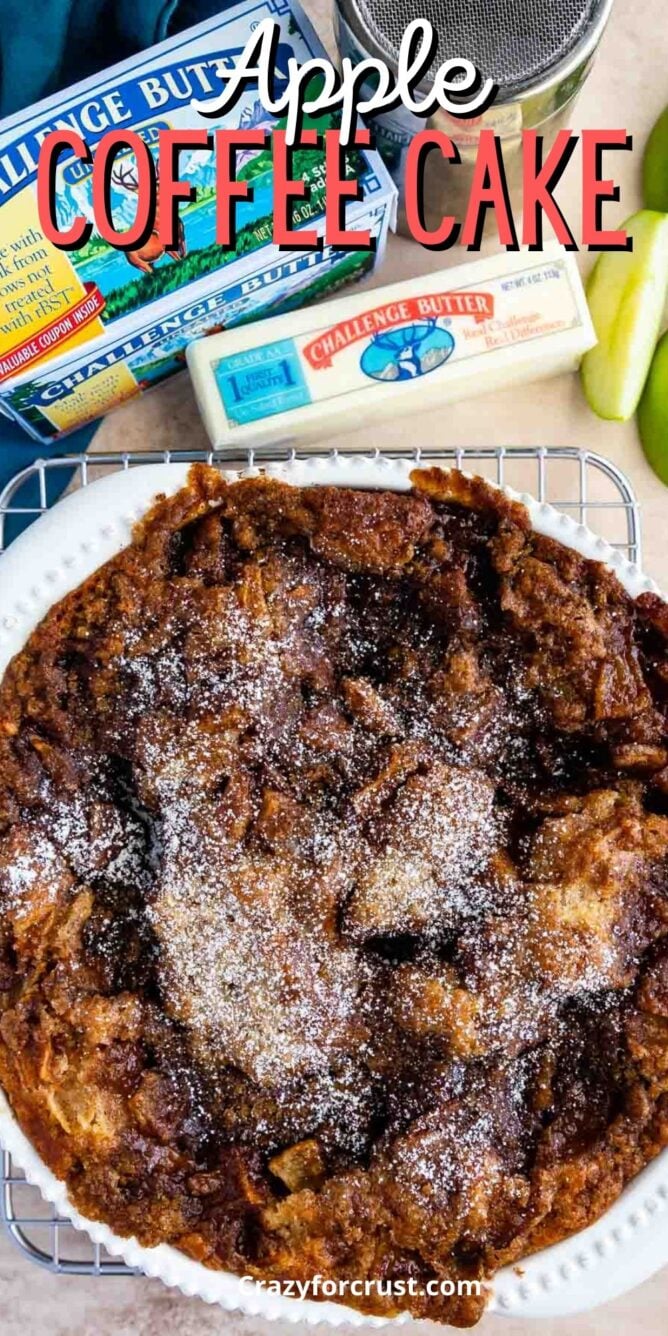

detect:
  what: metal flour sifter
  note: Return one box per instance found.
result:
[335,0,615,234]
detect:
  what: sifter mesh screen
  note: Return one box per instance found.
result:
[346,0,605,94]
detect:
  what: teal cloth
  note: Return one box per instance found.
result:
[0,0,181,117]
[0,0,230,533]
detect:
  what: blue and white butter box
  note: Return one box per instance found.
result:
[0,0,396,442]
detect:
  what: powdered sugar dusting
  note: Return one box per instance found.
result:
[2,471,667,1260]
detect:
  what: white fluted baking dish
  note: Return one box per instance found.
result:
[0,453,666,1324]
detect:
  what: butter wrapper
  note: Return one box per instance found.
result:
[187,246,596,448]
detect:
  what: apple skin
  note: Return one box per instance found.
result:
[581,211,668,422]
[644,106,668,214]
[638,329,668,485]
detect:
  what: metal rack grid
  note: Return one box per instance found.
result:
[0,443,642,1276]
[0,444,643,561]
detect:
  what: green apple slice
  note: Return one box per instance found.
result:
[644,106,668,213]
[581,210,668,422]
[638,329,668,484]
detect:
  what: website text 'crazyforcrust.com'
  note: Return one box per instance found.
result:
[240,1274,483,1302]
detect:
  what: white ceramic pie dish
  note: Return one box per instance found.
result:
[0,452,667,1325]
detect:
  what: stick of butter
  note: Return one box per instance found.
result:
[187,244,596,449]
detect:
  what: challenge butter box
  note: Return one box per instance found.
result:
[0,0,396,442]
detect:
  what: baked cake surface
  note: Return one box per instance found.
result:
[0,465,667,1326]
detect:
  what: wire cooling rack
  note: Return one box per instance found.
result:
[0,443,642,1276]
[0,444,642,560]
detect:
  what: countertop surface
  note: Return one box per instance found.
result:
[2,0,668,1332]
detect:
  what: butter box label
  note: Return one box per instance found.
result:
[0,205,389,441]
[0,0,396,438]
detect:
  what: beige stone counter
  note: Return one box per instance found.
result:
[3,0,668,1332]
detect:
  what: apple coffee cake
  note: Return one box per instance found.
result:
[0,465,667,1325]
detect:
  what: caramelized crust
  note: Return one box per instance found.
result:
[0,465,667,1326]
